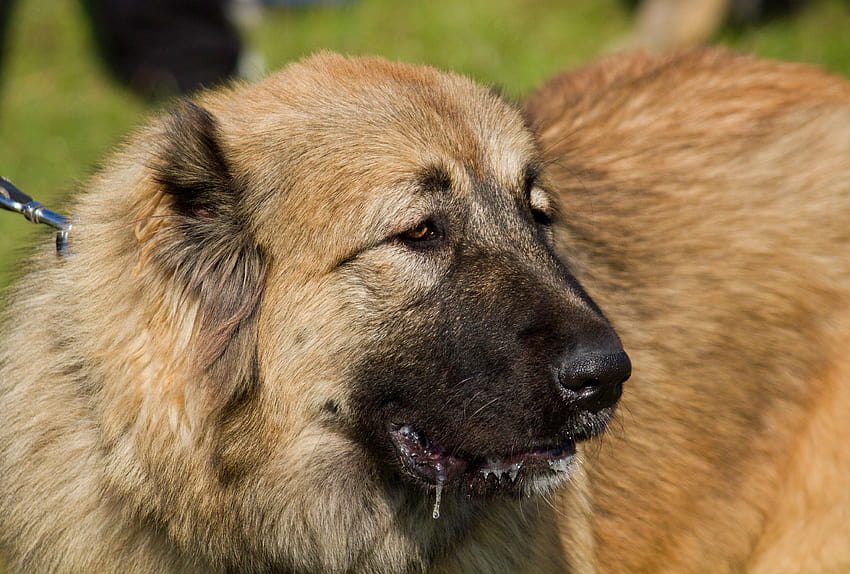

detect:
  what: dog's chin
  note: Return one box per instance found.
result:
[386,413,612,498]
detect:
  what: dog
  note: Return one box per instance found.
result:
[0,48,848,573]
[525,48,850,573]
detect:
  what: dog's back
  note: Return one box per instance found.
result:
[526,49,850,573]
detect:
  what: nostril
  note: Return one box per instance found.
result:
[559,351,631,411]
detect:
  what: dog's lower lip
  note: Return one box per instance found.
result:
[388,424,576,491]
[389,424,469,484]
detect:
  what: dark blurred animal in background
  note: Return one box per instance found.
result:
[0,0,241,99]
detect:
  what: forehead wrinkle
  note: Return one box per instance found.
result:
[337,92,486,192]
[460,89,534,174]
[463,169,522,228]
[290,62,519,195]
[414,164,453,196]
[486,134,540,188]
[227,54,535,247]
[393,80,513,183]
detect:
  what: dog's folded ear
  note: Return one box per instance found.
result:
[146,101,266,403]
[155,101,238,221]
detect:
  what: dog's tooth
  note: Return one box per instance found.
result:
[498,462,522,483]
[547,456,573,474]
[479,466,496,481]
[479,458,499,481]
[507,462,521,482]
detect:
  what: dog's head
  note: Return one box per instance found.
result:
[114,52,628,567]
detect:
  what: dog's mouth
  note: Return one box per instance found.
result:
[388,424,577,497]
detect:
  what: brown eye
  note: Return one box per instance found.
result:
[399,219,441,245]
[531,207,553,227]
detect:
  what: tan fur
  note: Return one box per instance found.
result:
[525,49,850,573]
[1,49,849,573]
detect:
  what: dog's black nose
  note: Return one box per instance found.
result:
[559,351,631,412]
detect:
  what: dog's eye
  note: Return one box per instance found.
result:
[399,220,441,245]
[531,207,553,227]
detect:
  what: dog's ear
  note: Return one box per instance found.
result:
[146,101,266,404]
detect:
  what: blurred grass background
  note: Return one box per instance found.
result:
[0,0,848,287]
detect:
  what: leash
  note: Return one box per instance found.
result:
[0,177,72,256]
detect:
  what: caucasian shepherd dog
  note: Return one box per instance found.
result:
[1,49,849,573]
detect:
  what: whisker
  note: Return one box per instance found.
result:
[467,396,500,421]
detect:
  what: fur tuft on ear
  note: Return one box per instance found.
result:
[155,101,236,218]
[147,101,266,403]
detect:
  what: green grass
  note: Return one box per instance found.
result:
[1,0,848,288]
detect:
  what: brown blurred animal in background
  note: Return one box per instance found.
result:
[621,0,804,51]
[1,48,849,573]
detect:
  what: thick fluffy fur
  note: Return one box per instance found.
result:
[526,49,850,573]
[1,49,849,573]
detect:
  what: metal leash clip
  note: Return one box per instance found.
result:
[0,176,72,256]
